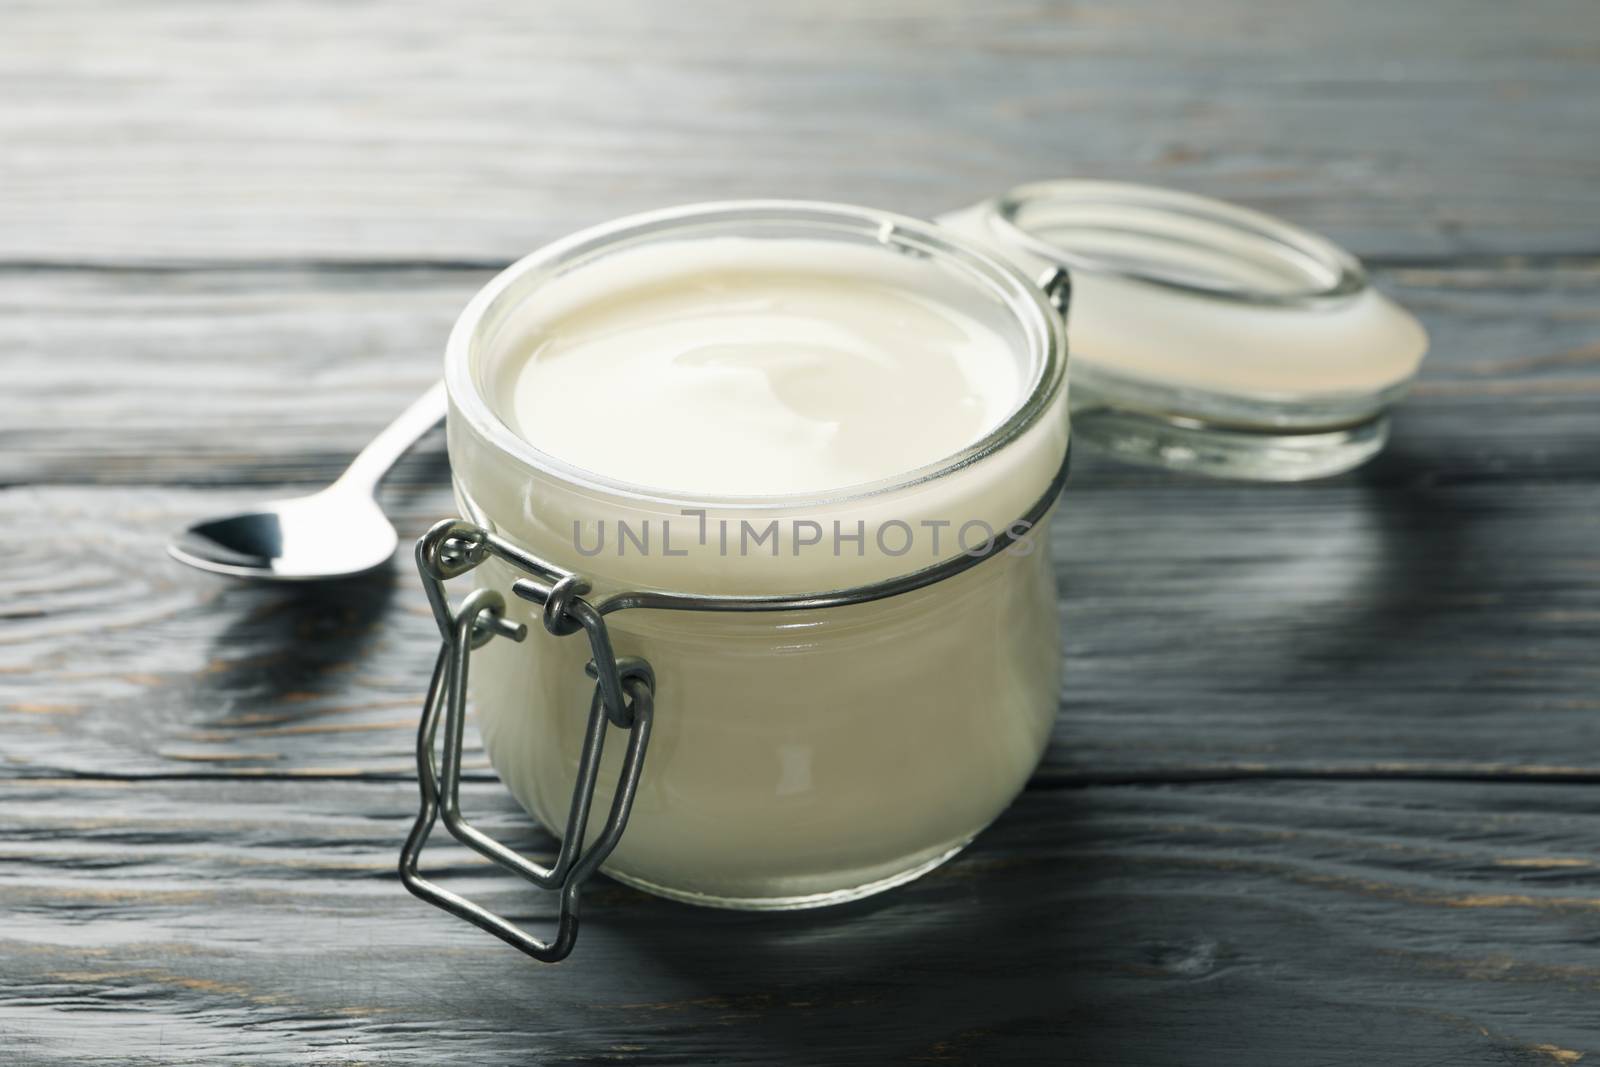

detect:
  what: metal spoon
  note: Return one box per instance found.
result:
[167,382,447,581]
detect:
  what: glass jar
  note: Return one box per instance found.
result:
[939,181,1428,480]
[402,202,1070,959]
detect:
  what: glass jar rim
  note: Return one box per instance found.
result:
[989,180,1367,307]
[446,200,1068,511]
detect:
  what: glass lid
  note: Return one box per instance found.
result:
[937,180,1429,482]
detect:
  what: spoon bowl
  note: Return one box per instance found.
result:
[169,490,401,581]
[167,382,447,582]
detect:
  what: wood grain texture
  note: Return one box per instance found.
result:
[6,260,1600,488]
[6,2,1600,1062]
[3,777,1599,1065]
[2,0,1598,265]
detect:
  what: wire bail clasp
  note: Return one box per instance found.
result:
[399,519,654,962]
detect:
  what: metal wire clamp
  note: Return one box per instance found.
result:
[399,520,654,962]
[400,441,1072,962]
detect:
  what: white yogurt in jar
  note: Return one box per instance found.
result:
[499,242,1024,497]
[446,203,1069,907]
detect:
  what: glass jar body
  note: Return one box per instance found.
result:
[468,524,1060,907]
[444,201,1070,908]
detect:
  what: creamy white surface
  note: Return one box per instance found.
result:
[497,242,1022,497]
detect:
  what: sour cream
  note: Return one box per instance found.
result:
[445,204,1069,908]
[494,240,1023,497]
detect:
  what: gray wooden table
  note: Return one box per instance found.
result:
[5,2,1600,1063]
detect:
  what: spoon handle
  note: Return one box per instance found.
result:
[334,380,449,496]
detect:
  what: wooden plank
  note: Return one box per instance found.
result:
[0,268,461,488]
[2,0,1598,265]
[4,474,1596,782]
[2,776,1598,1064]
[5,260,1600,489]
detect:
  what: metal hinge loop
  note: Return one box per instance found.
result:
[399,520,654,962]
